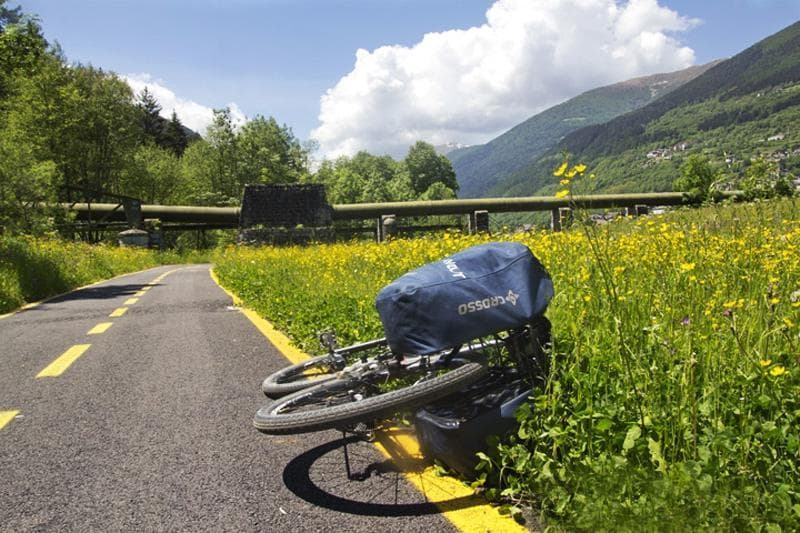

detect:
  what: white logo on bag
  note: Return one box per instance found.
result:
[457,290,520,315]
[442,258,466,279]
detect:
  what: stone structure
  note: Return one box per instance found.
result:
[239,184,333,229]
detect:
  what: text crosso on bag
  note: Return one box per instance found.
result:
[375,242,554,355]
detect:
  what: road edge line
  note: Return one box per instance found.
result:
[208,266,528,533]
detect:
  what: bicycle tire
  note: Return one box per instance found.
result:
[253,361,488,435]
[262,354,340,398]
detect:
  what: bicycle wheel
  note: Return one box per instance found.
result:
[262,355,340,398]
[253,361,488,435]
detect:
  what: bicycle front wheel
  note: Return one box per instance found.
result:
[253,361,487,435]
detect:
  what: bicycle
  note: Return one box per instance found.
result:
[253,241,554,436]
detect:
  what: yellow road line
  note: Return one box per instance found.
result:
[109,307,128,318]
[0,410,20,431]
[208,267,525,532]
[134,290,146,297]
[87,322,113,335]
[36,344,91,378]
[124,298,139,305]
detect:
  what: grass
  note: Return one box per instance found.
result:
[0,235,209,314]
[213,198,800,530]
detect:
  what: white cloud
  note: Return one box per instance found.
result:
[312,0,699,158]
[123,73,247,135]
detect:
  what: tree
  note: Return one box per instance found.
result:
[672,154,724,201]
[162,110,188,156]
[204,107,239,199]
[0,3,47,99]
[136,87,164,146]
[404,141,458,195]
[739,157,793,200]
[237,115,309,185]
[5,61,142,195]
[119,144,183,204]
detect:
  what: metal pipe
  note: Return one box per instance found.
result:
[62,191,741,225]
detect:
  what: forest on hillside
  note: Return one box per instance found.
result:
[490,21,800,201]
[0,2,458,235]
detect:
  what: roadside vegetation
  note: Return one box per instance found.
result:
[0,235,207,314]
[214,197,800,530]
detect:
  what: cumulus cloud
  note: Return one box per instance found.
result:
[123,73,247,135]
[313,0,699,158]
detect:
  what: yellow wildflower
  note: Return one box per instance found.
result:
[784,317,795,328]
[770,365,786,377]
[554,162,568,177]
[559,179,570,185]
[760,359,772,368]
[680,262,696,272]
[555,190,570,198]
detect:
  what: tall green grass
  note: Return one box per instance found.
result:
[214,199,800,530]
[0,235,208,313]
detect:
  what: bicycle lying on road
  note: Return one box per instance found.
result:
[253,241,554,437]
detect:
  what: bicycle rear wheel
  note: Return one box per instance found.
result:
[253,361,488,435]
[261,355,341,398]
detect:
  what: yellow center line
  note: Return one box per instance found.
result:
[109,307,128,318]
[208,267,525,532]
[140,286,151,292]
[124,298,139,305]
[37,344,91,378]
[134,290,146,297]
[87,322,113,335]
[0,410,20,430]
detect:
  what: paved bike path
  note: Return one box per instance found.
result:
[0,265,461,532]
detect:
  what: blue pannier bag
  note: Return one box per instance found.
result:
[375,242,554,355]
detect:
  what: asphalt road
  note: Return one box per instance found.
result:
[0,265,459,532]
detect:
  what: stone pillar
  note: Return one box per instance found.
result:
[552,207,572,231]
[469,210,490,234]
[379,215,397,242]
[550,208,561,232]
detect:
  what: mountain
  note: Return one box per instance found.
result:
[494,20,800,199]
[448,62,718,197]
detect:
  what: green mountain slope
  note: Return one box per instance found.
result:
[494,20,800,199]
[448,63,717,197]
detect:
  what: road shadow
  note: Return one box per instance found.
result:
[282,434,482,517]
[47,284,153,304]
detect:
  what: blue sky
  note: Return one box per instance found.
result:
[18,0,800,157]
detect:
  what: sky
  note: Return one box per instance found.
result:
[18,0,800,159]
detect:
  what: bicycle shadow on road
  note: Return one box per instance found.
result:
[282,431,486,517]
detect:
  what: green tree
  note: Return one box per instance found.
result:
[204,107,239,199]
[0,133,57,233]
[179,138,236,206]
[237,115,309,185]
[0,2,47,99]
[162,110,188,156]
[404,141,458,195]
[739,157,793,200]
[120,144,183,204]
[672,154,724,201]
[136,87,164,146]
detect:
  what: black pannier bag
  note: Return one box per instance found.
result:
[414,318,551,479]
[375,242,554,355]
[414,372,530,479]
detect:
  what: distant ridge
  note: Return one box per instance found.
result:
[493,20,800,198]
[448,62,719,197]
